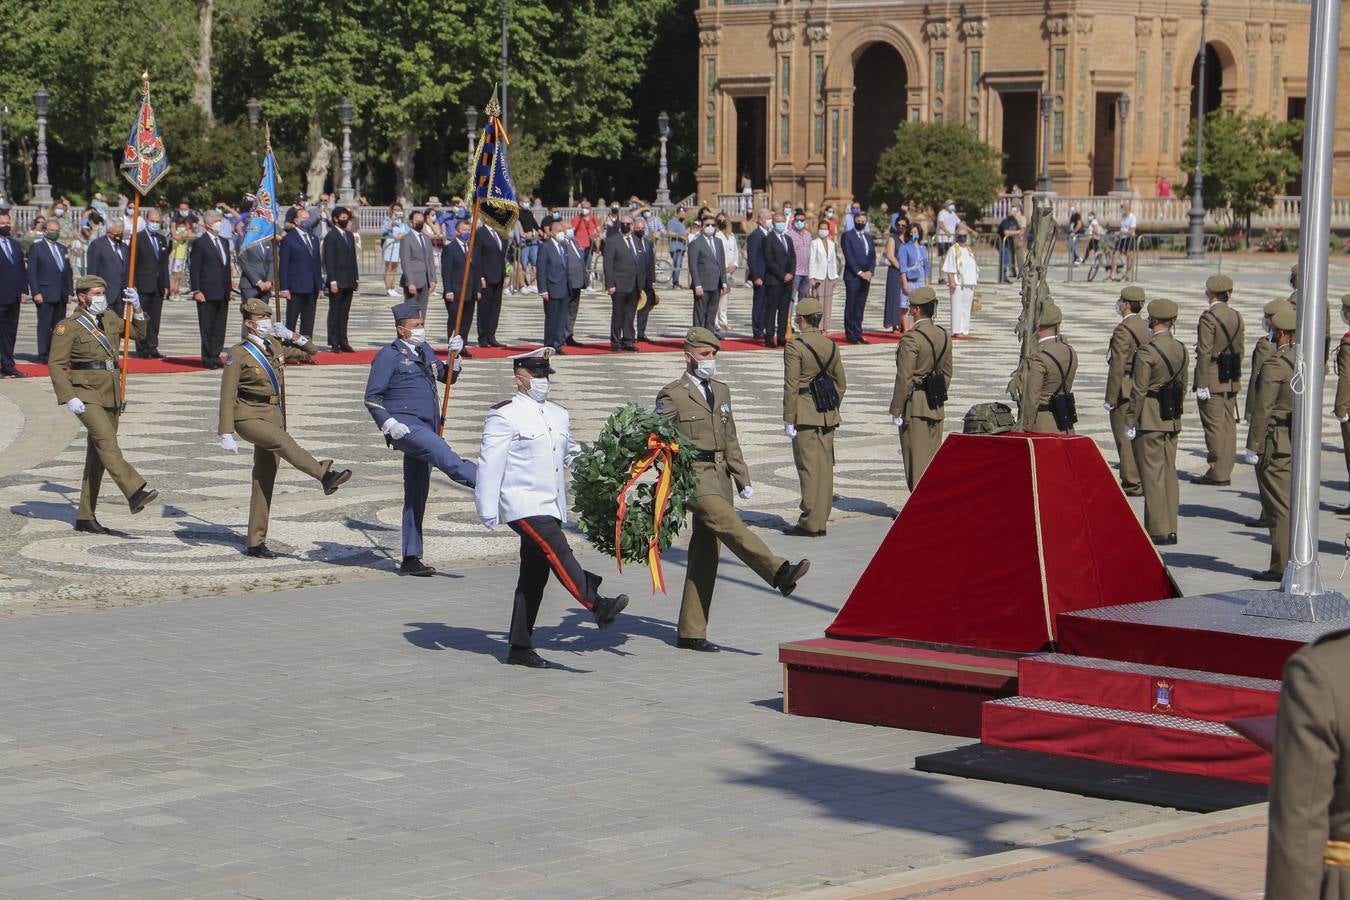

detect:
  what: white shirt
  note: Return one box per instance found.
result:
[937,209,960,238]
[809,237,839,280]
[716,230,738,268]
[1120,212,1138,234]
[475,393,581,525]
[942,243,980,287]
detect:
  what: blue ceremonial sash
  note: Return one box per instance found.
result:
[76,315,116,358]
[239,341,284,421]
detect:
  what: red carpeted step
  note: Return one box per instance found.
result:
[981,696,1271,784]
[1018,653,1279,723]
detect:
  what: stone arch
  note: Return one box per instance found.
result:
[825,23,927,92]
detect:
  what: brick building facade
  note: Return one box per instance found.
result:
[693,0,1324,208]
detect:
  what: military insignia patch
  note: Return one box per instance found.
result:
[225,353,234,365]
[55,323,65,335]
[655,400,665,414]
[1152,679,1174,712]
[721,403,731,414]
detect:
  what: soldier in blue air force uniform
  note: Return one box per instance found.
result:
[364,302,478,577]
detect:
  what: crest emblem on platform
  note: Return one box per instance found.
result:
[1152,679,1174,712]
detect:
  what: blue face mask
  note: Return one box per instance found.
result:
[147,222,161,233]
[774,221,788,234]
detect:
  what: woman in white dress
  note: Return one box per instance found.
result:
[941,225,980,338]
[808,220,840,333]
[714,213,739,333]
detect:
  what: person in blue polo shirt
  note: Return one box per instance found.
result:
[364,302,478,577]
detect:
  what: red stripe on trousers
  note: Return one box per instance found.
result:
[517,518,593,610]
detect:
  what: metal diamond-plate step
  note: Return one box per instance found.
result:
[987,696,1242,738]
[1027,653,1280,691]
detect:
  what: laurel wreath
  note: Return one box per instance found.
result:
[571,404,698,564]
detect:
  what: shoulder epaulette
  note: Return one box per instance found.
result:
[491,399,511,410]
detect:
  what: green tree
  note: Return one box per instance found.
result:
[1181,110,1302,239]
[870,121,1003,222]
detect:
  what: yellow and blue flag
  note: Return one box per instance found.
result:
[471,105,520,237]
[241,151,280,251]
[120,81,169,195]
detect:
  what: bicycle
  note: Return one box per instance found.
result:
[1085,232,1118,282]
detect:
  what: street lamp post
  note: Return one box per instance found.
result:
[246,98,261,129]
[338,98,356,207]
[465,105,479,187]
[1187,0,1210,260]
[32,87,52,206]
[657,110,671,207]
[0,105,9,203]
[1037,93,1053,192]
[1113,94,1131,192]
[500,0,510,133]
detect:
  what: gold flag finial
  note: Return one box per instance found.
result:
[483,85,501,119]
[140,72,150,95]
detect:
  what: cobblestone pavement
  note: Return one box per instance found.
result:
[0,255,1337,896]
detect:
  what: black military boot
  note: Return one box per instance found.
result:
[321,467,352,495]
[774,559,811,597]
[592,594,629,629]
[128,485,159,514]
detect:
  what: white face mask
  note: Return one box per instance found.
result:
[253,318,274,339]
[86,293,107,315]
[694,359,717,380]
[818,228,829,238]
[215,221,233,238]
[405,327,426,346]
[526,377,550,402]
[703,225,716,237]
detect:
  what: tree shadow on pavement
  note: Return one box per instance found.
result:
[726,742,1220,898]
[1177,502,1249,525]
[400,621,592,673]
[831,494,899,519]
[1161,552,1249,576]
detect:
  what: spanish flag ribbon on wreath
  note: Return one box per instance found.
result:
[468,91,520,236]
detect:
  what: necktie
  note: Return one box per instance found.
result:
[150,234,160,258]
[217,236,227,266]
[114,241,124,261]
[626,236,636,257]
[0,240,10,264]
[50,241,63,271]
[701,380,714,409]
[557,241,565,262]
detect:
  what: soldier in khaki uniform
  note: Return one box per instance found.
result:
[1245,305,1296,580]
[782,297,846,536]
[1335,295,1350,513]
[1244,298,1294,528]
[48,275,159,532]
[1266,626,1350,898]
[1126,298,1189,545]
[218,298,353,557]
[657,327,810,652]
[1105,285,1150,495]
[1192,274,1245,485]
[1017,303,1078,433]
[889,286,952,490]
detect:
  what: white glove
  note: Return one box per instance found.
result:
[453,355,463,374]
[1103,402,1114,411]
[1340,414,1348,423]
[892,415,905,428]
[382,418,411,441]
[480,515,498,530]
[1245,449,1260,465]
[121,287,140,308]
[292,334,308,347]
[448,334,464,354]
[1125,427,1137,441]
[1196,387,1211,401]
[739,485,754,500]
[220,433,238,453]
[784,422,797,438]
[273,323,295,341]
[66,397,86,415]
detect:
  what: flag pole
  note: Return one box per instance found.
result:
[118,72,151,410]
[439,195,482,436]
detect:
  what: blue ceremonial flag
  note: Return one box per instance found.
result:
[120,79,170,195]
[471,106,520,237]
[241,151,280,251]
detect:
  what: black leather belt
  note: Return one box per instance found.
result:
[798,387,814,395]
[239,390,279,405]
[70,360,118,371]
[693,449,723,462]
[1272,416,1292,427]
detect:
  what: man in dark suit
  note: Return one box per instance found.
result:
[763,213,797,347]
[322,206,359,352]
[563,229,586,346]
[535,217,571,352]
[0,209,28,377]
[633,215,658,342]
[132,209,171,358]
[279,206,323,340]
[474,221,507,347]
[27,218,73,364]
[745,213,769,339]
[189,212,235,368]
[687,215,726,333]
[602,214,642,351]
[441,218,477,353]
[840,211,876,344]
[85,218,130,298]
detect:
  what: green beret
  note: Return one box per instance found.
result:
[909,285,938,305]
[684,327,720,351]
[1264,299,1293,317]
[1119,285,1146,303]
[75,275,106,293]
[1038,303,1062,327]
[1205,274,1234,294]
[240,298,271,317]
[796,297,823,317]
[1148,298,1179,321]
[1272,307,1297,331]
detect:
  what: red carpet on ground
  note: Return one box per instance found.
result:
[826,432,1178,653]
[13,329,904,377]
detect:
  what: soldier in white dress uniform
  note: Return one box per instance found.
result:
[474,347,629,668]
